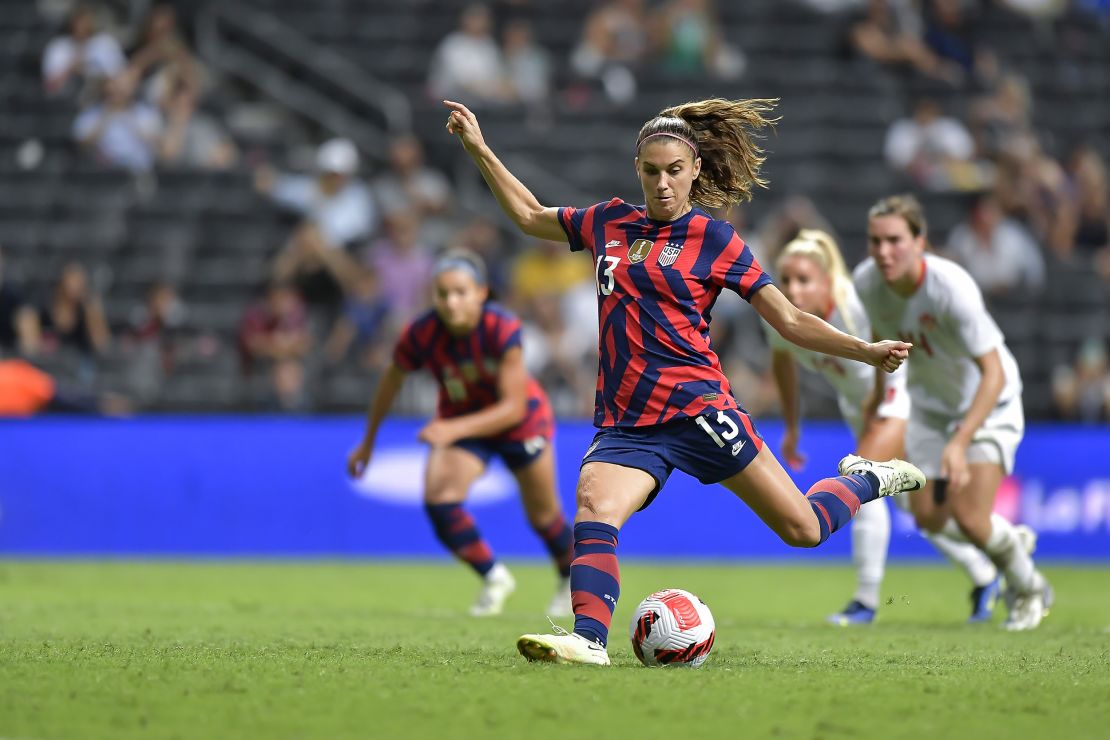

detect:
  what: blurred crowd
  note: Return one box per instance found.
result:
[1,0,1108,421]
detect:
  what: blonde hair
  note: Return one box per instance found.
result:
[867,194,928,238]
[777,229,860,338]
[637,98,779,208]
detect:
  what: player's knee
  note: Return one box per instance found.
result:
[779,517,821,548]
[913,508,946,534]
[424,486,466,506]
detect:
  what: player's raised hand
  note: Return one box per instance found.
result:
[866,340,912,373]
[347,439,373,479]
[443,100,486,154]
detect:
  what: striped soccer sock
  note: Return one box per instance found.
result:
[805,473,880,545]
[532,514,573,578]
[424,502,495,577]
[570,521,620,646]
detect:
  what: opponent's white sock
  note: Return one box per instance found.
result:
[924,530,998,587]
[981,514,1039,594]
[851,499,890,610]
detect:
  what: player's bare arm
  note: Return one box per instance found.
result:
[347,363,407,478]
[418,346,530,447]
[443,100,565,242]
[770,349,806,470]
[752,286,911,373]
[940,348,1006,493]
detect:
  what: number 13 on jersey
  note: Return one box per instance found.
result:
[596,255,621,296]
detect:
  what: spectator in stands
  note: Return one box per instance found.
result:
[372,135,453,246]
[519,293,597,416]
[1052,337,1110,422]
[569,0,647,105]
[652,0,745,80]
[239,281,311,411]
[128,3,199,107]
[945,193,1045,295]
[884,98,981,190]
[324,269,392,370]
[502,19,552,107]
[271,222,358,318]
[848,0,960,83]
[428,3,509,104]
[923,0,994,83]
[123,281,186,405]
[159,77,238,171]
[511,239,593,310]
[992,133,1068,244]
[0,246,42,357]
[73,72,163,173]
[255,138,377,248]
[42,3,126,96]
[362,210,434,326]
[969,72,1033,159]
[1051,145,1110,266]
[39,262,110,359]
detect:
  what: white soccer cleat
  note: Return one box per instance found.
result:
[1003,574,1053,631]
[517,625,610,666]
[546,576,573,618]
[838,454,926,498]
[469,563,516,617]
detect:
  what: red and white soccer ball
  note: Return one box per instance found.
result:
[629,588,716,668]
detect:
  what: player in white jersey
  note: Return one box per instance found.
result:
[767,230,997,625]
[854,195,1052,631]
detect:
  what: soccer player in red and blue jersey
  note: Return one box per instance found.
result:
[446,97,927,665]
[347,250,574,617]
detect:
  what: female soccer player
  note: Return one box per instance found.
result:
[854,194,1052,631]
[445,97,926,666]
[769,229,998,625]
[347,249,574,618]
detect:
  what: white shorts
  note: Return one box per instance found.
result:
[905,395,1025,479]
[841,373,911,440]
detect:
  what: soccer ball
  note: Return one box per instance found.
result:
[629,588,716,668]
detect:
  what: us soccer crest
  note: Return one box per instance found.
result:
[627,238,653,263]
[658,242,682,267]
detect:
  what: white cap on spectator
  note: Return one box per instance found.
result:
[316,138,359,175]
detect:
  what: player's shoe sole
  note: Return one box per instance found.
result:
[517,632,611,666]
[838,454,926,497]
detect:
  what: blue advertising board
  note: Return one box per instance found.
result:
[0,417,1108,559]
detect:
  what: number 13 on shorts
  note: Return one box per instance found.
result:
[696,410,743,454]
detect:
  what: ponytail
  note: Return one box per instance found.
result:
[637,98,779,209]
[777,229,860,338]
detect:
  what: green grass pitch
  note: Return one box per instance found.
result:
[1,561,1108,739]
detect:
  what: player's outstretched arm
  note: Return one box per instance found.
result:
[752,285,911,373]
[770,349,806,470]
[443,100,566,242]
[417,346,529,447]
[347,364,406,478]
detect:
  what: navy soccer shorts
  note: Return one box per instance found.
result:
[580,408,764,509]
[453,434,550,471]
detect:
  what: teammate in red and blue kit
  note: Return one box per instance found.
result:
[445,97,926,666]
[348,250,574,618]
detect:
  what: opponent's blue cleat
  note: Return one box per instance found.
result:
[967,577,1001,623]
[827,600,876,626]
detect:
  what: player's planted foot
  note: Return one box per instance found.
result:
[517,625,610,665]
[967,577,1001,623]
[838,454,926,497]
[469,563,515,617]
[546,576,572,618]
[826,600,876,626]
[1003,574,1053,632]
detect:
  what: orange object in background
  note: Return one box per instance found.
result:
[0,359,56,416]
